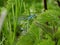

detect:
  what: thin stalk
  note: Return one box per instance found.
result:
[55,40,58,45]
[15,0,18,18]
[44,0,47,10]
[53,38,58,45]
[57,0,60,7]
[8,13,13,45]
[12,4,16,32]
[20,0,24,15]
[12,3,16,41]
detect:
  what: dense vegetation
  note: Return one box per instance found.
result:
[0,0,60,45]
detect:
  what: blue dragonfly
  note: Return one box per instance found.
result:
[27,14,36,20]
[18,14,36,23]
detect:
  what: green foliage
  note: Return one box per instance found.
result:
[37,39,54,45]
[54,28,60,39]
[37,10,60,28]
[0,0,7,7]
[1,0,60,45]
[16,33,35,45]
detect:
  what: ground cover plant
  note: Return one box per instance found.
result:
[0,0,60,45]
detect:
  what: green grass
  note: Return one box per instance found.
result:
[0,0,60,45]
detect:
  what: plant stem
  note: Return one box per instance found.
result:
[55,39,58,45]
[57,0,60,7]
[44,0,47,10]
[53,38,58,45]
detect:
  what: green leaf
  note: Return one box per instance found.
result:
[54,27,60,39]
[35,22,54,37]
[37,39,54,45]
[16,33,35,45]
